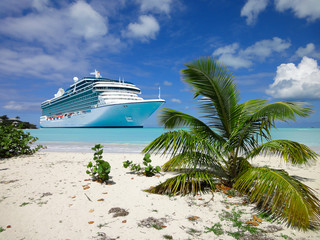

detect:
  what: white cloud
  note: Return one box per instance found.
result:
[0,1,109,46]
[89,0,127,16]
[3,101,40,111]
[171,98,182,104]
[275,0,320,21]
[241,0,320,24]
[137,0,172,14]
[69,1,108,40]
[213,37,290,69]
[212,43,252,68]
[0,1,124,81]
[243,37,290,57]
[295,43,320,59]
[0,88,20,101]
[32,0,50,11]
[123,15,160,42]
[0,0,31,16]
[266,57,320,99]
[241,0,269,25]
[164,81,172,86]
[0,47,88,82]
[0,12,66,46]
[217,53,253,69]
[213,43,239,56]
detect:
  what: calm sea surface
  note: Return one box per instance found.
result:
[26,128,320,153]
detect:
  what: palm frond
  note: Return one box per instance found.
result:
[226,122,261,156]
[240,99,268,115]
[234,167,320,230]
[248,140,318,165]
[236,101,313,146]
[222,102,272,160]
[196,98,225,132]
[162,152,228,179]
[159,108,224,142]
[181,57,239,137]
[239,99,273,140]
[196,98,244,139]
[145,171,217,196]
[251,101,313,124]
[142,129,220,159]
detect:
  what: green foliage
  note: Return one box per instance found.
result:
[219,209,243,228]
[123,160,142,171]
[123,160,132,168]
[146,171,216,195]
[205,223,224,235]
[0,226,4,233]
[210,209,261,239]
[143,56,320,230]
[257,212,274,223]
[86,144,111,182]
[144,153,161,176]
[0,115,37,129]
[163,235,173,240]
[123,153,160,177]
[226,188,237,197]
[97,223,108,229]
[0,124,43,158]
[234,167,320,230]
[19,202,30,207]
[281,233,293,240]
[152,224,163,230]
[186,228,202,237]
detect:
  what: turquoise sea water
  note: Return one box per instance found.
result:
[26,128,320,153]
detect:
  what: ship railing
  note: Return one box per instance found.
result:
[96,89,141,94]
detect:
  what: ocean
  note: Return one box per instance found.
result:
[26,128,320,153]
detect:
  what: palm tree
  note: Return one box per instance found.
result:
[143,57,320,230]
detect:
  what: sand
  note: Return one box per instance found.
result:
[1,151,320,240]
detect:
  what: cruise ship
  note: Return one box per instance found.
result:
[40,70,165,128]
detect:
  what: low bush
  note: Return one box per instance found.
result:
[86,144,111,182]
[0,124,43,158]
[123,153,161,177]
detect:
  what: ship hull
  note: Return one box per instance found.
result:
[40,100,164,128]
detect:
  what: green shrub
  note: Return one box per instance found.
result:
[86,144,111,182]
[143,153,161,177]
[123,153,161,177]
[123,160,142,171]
[0,124,43,158]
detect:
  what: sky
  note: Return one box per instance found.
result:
[0,0,320,127]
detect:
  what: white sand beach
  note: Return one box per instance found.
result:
[1,151,320,240]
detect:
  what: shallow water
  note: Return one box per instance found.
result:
[27,128,320,153]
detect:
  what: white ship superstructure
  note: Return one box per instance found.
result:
[40,70,165,128]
